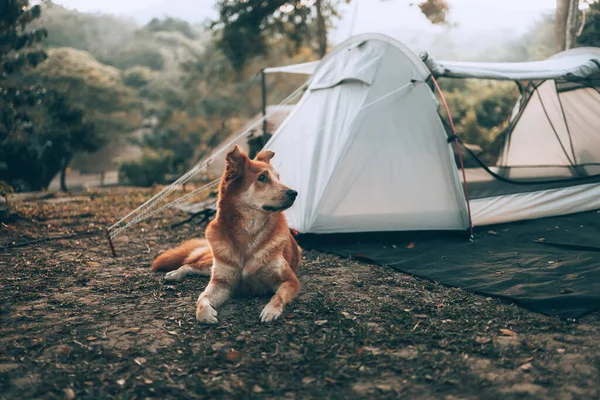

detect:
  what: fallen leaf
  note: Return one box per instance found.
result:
[376,384,393,391]
[406,242,416,249]
[211,342,227,351]
[302,377,315,385]
[252,385,264,393]
[143,378,153,385]
[500,329,517,337]
[341,312,354,320]
[519,362,533,371]
[125,327,141,334]
[117,379,125,386]
[475,337,491,344]
[86,262,101,267]
[64,388,75,400]
[361,346,384,355]
[557,348,566,354]
[488,230,498,235]
[165,330,178,336]
[324,377,336,384]
[548,261,555,264]
[522,341,535,349]
[314,320,328,326]
[86,336,97,341]
[134,357,147,366]
[226,351,242,361]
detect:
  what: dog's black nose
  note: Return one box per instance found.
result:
[286,189,298,199]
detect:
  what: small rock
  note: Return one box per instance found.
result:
[117,379,125,386]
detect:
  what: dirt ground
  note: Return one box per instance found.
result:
[1,188,599,400]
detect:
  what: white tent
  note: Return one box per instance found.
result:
[261,33,600,234]
[265,33,469,234]
[424,47,600,226]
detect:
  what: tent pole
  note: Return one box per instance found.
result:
[430,76,474,241]
[105,228,117,257]
[261,69,267,137]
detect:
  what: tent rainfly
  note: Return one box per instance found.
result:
[261,33,600,234]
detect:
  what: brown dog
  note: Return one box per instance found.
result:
[150,146,302,323]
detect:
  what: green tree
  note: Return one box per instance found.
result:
[0,88,103,191]
[0,0,48,77]
[0,1,105,191]
[213,0,451,71]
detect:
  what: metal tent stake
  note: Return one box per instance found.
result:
[106,229,117,257]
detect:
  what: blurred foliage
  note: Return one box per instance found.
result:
[0,86,103,191]
[1,0,48,77]
[119,149,174,187]
[578,1,600,47]
[33,1,136,63]
[143,17,199,40]
[119,110,205,187]
[213,0,451,70]
[0,0,103,191]
[495,13,559,62]
[417,0,451,26]
[438,78,520,163]
[212,0,342,70]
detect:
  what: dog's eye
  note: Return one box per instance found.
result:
[258,173,268,183]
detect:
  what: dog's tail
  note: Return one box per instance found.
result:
[150,239,212,272]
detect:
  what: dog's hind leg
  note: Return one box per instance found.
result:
[165,245,213,281]
[164,264,210,281]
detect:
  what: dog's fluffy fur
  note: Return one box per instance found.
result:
[150,146,301,323]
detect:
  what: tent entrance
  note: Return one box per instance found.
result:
[496,78,600,180]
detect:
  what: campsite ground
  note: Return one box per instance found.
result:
[1,187,599,400]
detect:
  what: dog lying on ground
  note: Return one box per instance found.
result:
[150,146,302,324]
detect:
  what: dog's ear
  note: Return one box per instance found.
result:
[255,149,275,164]
[224,145,246,183]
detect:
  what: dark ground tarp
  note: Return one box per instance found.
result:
[298,210,600,319]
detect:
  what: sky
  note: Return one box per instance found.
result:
[54,0,557,40]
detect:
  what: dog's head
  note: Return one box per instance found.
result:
[219,145,297,213]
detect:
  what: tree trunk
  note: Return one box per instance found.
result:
[60,157,70,192]
[316,0,327,58]
[565,0,579,49]
[557,0,579,51]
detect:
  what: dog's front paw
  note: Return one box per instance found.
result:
[260,302,283,323]
[196,299,218,324]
